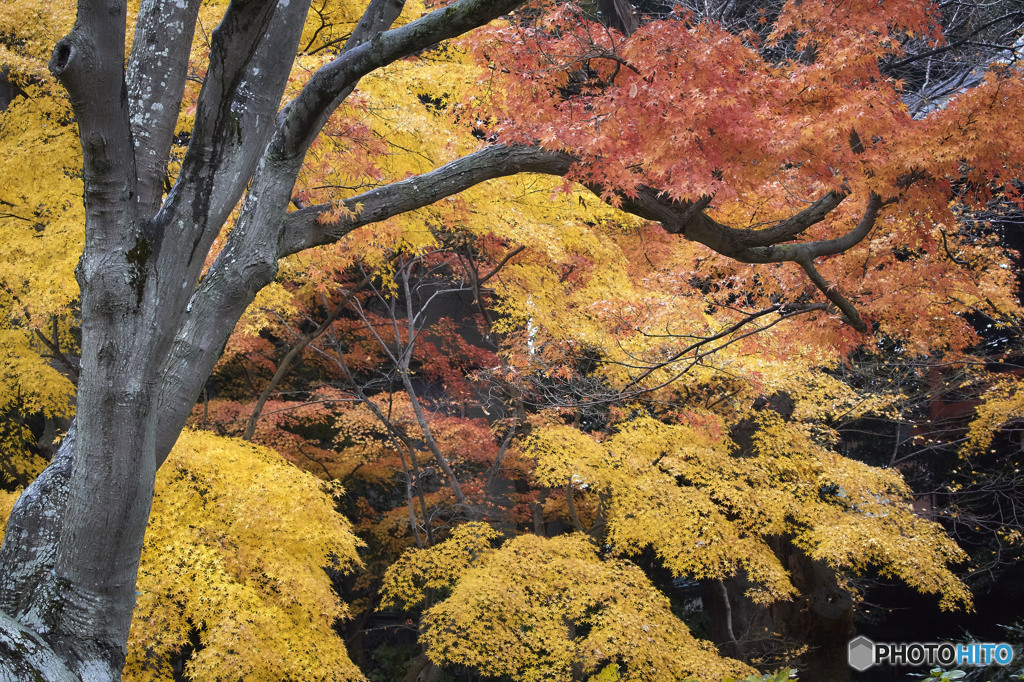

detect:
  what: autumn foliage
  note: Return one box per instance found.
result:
[2,0,1024,677]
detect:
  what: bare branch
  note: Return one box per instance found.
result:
[883,10,1024,74]
[621,304,784,390]
[242,260,391,441]
[32,329,80,385]
[479,245,527,286]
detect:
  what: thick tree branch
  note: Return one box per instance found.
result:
[583,173,879,335]
[616,185,848,252]
[0,610,76,680]
[733,191,848,247]
[796,258,866,332]
[280,145,576,256]
[0,425,74,619]
[738,193,885,263]
[624,190,884,332]
[127,0,202,218]
[271,0,526,166]
[292,0,407,152]
[734,194,886,332]
[49,0,141,330]
[49,0,135,220]
[155,0,310,272]
[346,0,408,52]
[276,0,406,168]
[282,146,881,335]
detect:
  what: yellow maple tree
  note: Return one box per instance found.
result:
[525,413,970,610]
[0,0,80,486]
[383,525,756,681]
[125,429,364,680]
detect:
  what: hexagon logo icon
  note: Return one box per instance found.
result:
[848,635,875,672]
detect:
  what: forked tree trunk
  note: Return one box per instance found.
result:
[0,0,551,676]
